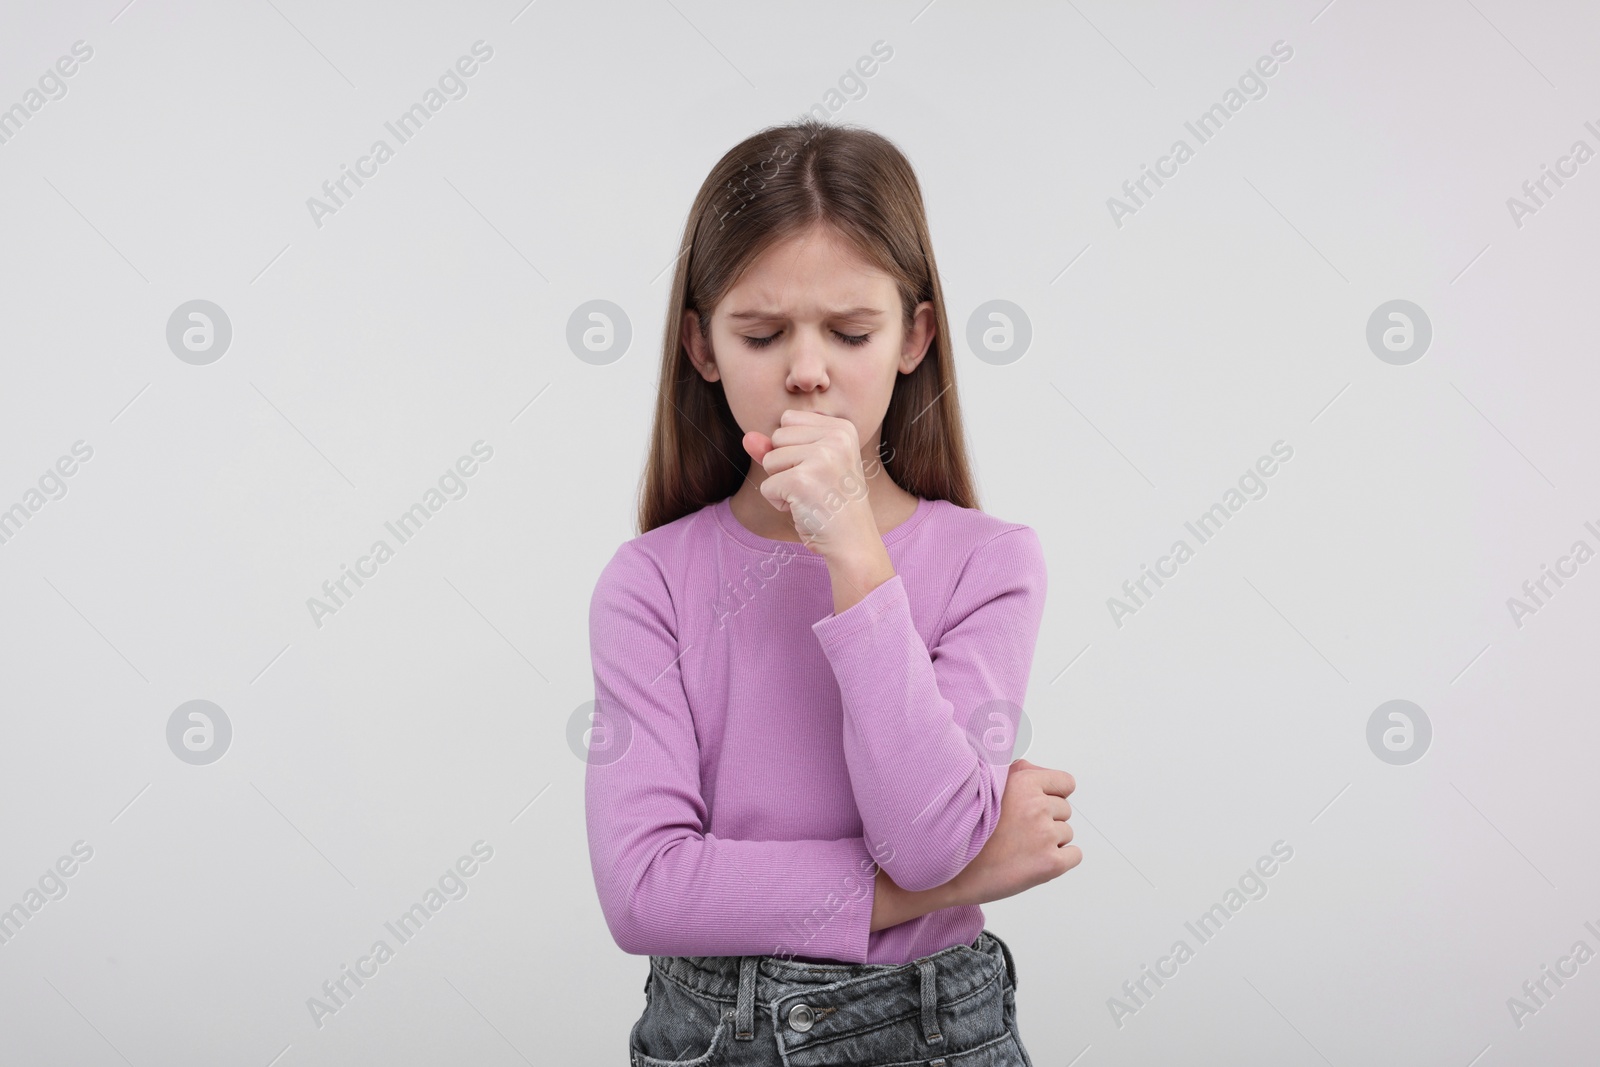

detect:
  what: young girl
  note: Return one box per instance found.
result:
[585,118,1080,1066]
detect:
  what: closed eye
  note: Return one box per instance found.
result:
[742,330,872,349]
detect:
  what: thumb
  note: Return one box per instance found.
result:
[743,431,774,462]
[1011,757,1035,770]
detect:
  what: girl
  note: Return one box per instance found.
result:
[585,118,1080,1066]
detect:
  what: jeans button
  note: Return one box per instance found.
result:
[788,1003,816,1031]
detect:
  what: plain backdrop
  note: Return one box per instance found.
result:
[1,1,1597,1064]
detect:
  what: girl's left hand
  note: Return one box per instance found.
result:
[741,409,881,559]
[942,758,1081,908]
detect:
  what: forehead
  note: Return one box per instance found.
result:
[721,225,894,318]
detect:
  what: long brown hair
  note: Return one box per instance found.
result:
[636,118,978,535]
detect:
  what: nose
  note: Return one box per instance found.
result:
[785,326,830,393]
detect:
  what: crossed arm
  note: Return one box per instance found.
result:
[585,529,1071,961]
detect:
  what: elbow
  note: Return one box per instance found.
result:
[872,793,1002,894]
[598,864,686,956]
[597,891,639,954]
[884,864,956,895]
[601,896,661,956]
[872,838,973,895]
[607,920,650,957]
[593,860,656,955]
[609,903,707,957]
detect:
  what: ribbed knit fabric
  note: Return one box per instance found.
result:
[584,493,1047,965]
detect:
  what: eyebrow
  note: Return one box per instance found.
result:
[726,306,885,321]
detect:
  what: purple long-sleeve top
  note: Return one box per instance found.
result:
[584,493,1047,965]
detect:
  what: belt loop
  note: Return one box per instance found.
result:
[918,958,944,1045]
[735,957,758,1040]
[991,930,1019,992]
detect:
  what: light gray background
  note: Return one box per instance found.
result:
[2,1,1597,1064]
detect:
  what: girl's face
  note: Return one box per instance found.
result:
[682,223,935,457]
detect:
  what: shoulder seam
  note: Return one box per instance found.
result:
[603,537,682,643]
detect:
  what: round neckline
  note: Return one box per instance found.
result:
[713,495,935,560]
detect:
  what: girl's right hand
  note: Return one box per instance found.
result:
[944,758,1081,908]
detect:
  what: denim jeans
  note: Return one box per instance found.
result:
[628,928,1035,1066]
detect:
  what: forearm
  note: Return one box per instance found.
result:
[812,547,1044,893]
[870,866,960,932]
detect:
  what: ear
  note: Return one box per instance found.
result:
[899,300,936,375]
[682,309,720,382]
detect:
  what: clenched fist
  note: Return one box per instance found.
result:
[945,758,1081,907]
